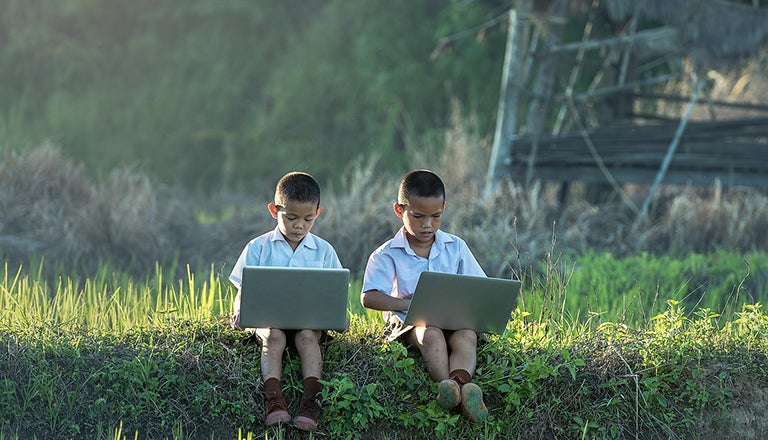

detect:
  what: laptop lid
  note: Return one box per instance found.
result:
[239,266,350,331]
[402,271,521,333]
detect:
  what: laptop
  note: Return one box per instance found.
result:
[401,271,521,333]
[239,266,350,331]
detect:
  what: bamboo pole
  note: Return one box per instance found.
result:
[485,2,532,198]
[636,77,706,225]
[553,0,600,135]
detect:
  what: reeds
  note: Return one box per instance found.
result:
[2,113,768,284]
[0,262,227,334]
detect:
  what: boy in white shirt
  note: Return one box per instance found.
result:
[360,169,489,423]
[229,172,342,432]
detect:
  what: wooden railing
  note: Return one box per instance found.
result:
[502,117,768,188]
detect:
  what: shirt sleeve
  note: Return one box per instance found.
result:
[229,239,263,288]
[457,239,487,277]
[361,247,396,296]
[324,245,343,269]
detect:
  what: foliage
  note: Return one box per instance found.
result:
[0,0,508,190]
[2,259,768,439]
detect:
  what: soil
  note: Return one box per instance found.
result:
[697,371,768,439]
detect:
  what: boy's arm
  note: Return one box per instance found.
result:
[360,289,410,313]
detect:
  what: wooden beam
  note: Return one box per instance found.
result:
[549,26,679,56]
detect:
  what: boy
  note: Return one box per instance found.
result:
[360,169,489,423]
[229,171,342,432]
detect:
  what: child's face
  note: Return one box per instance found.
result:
[268,200,322,249]
[394,195,445,247]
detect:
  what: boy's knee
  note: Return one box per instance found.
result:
[452,329,478,348]
[420,326,446,345]
[257,328,287,348]
[294,329,321,348]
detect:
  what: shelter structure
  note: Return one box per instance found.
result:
[484,0,768,220]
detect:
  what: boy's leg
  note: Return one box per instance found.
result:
[447,329,477,375]
[292,329,324,432]
[448,329,488,423]
[406,326,450,380]
[254,328,291,425]
[405,327,463,409]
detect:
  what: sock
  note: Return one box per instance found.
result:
[264,377,283,398]
[449,369,472,387]
[302,376,323,401]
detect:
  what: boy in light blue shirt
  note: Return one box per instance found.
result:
[229,172,342,432]
[361,169,489,423]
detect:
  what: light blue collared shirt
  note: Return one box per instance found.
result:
[362,226,485,319]
[229,225,342,289]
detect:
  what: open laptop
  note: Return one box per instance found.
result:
[401,271,521,333]
[239,266,350,331]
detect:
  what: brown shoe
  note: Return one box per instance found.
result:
[460,383,488,423]
[292,397,321,431]
[264,394,291,426]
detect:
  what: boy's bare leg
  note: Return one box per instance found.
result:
[293,329,324,432]
[407,327,462,410]
[255,328,287,380]
[294,329,323,379]
[448,329,487,423]
[254,328,291,425]
[407,326,450,380]
[447,329,477,375]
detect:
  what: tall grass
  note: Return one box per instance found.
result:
[4,258,768,439]
[0,262,228,334]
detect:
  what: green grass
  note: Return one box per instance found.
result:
[2,252,768,439]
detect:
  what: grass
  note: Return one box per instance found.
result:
[3,253,768,439]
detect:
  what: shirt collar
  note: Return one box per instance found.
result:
[270,225,318,250]
[392,226,452,257]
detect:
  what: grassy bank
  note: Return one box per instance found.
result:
[2,253,768,439]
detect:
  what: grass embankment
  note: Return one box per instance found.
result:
[2,252,768,439]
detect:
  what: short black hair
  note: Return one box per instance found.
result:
[397,169,445,204]
[274,172,321,207]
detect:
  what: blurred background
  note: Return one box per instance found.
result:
[1,0,768,282]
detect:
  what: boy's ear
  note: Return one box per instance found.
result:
[315,206,323,217]
[267,203,279,219]
[393,202,404,218]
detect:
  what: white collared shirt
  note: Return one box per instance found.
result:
[362,226,485,300]
[229,225,342,289]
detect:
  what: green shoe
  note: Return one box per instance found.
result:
[460,383,488,423]
[436,379,461,409]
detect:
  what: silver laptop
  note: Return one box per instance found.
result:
[239,266,350,331]
[401,271,521,333]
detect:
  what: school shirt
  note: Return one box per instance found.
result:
[362,226,485,321]
[229,225,342,289]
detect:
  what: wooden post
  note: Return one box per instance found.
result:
[484,1,531,198]
[523,0,569,187]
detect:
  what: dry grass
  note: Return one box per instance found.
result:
[2,126,768,281]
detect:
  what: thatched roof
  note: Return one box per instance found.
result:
[604,0,768,58]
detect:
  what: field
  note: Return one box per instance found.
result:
[2,250,768,439]
[3,134,768,439]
